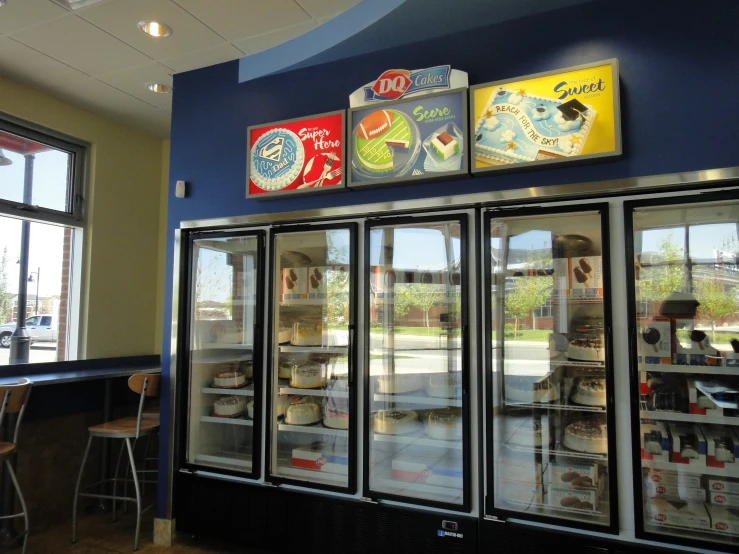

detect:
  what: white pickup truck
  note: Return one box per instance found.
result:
[0,315,57,348]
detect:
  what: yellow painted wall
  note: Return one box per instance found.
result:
[0,76,166,357]
[156,139,170,353]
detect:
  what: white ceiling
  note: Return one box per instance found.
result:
[0,0,361,138]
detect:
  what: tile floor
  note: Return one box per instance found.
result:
[28,512,270,553]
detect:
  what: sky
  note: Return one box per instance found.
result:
[0,145,69,298]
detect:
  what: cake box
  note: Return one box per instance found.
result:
[706,504,739,534]
[497,479,544,505]
[569,256,603,298]
[497,455,544,484]
[637,320,671,365]
[640,421,670,462]
[548,461,598,487]
[709,491,739,507]
[282,267,309,301]
[548,487,598,511]
[646,498,711,530]
[645,468,702,488]
[669,423,707,466]
[703,426,739,468]
[674,319,722,366]
[708,478,739,495]
[391,456,463,489]
[644,480,706,502]
[291,444,348,475]
[306,266,349,301]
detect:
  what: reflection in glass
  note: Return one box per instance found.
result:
[270,229,352,488]
[367,221,465,506]
[633,201,739,548]
[490,211,612,527]
[187,235,259,473]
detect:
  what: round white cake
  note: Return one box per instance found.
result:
[426,373,462,398]
[373,409,420,435]
[291,321,323,346]
[212,321,243,344]
[284,397,321,425]
[247,400,255,419]
[571,377,606,406]
[278,327,293,344]
[324,407,349,429]
[566,337,605,361]
[290,362,327,389]
[213,396,246,417]
[426,407,462,440]
[278,360,293,380]
[564,419,608,453]
[376,374,423,394]
[505,376,559,403]
[213,368,246,388]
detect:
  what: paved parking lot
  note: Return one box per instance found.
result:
[0,343,58,366]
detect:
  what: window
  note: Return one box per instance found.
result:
[0,114,86,366]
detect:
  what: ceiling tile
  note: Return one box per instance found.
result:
[96,62,173,111]
[162,43,243,73]
[12,15,152,76]
[233,21,317,57]
[0,0,69,36]
[79,0,225,61]
[296,0,361,19]
[173,0,311,41]
[0,37,90,92]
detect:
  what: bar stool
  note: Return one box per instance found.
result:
[72,374,160,551]
[0,378,31,554]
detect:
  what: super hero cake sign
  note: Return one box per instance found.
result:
[470,59,621,173]
[349,66,468,107]
[247,110,346,198]
[347,88,469,189]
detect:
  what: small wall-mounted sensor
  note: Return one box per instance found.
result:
[175,180,187,198]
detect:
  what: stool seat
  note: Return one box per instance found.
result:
[88,417,159,438]
[0,442,16,458]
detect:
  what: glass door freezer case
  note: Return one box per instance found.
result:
[180,230,266,478]
[626,193,739,551]
[363,214,471,511]
[483,204,619,533]
[266,223,358,493]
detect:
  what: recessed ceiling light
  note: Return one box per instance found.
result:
[146,83,172,94]
[138,21,172,38]
[51,0,107,10]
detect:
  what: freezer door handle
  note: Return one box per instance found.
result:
[348,324,356,386]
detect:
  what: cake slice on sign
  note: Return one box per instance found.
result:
[354,109,414,174]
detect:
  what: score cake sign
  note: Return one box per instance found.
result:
[247,110,345,198]
[470,59,621,172]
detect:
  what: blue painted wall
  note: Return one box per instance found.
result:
[159,0,739,515]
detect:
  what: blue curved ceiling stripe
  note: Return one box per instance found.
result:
[238,0,407,83]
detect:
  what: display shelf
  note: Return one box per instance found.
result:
[194,452,253,470]
[373,478,462,497]
[191,351,253,364]
[279,345,348,355]
[277,466,346,483]
[277,422,348,436]
[504,442,608,461]
[201,387,255,396]
[499,498,609,521]
[199,343,253,350]
[279,386,348,398]
[372,431,463,450]
[373,393,462,407]
[642,459,739,478]
[640,363,739,375]
[550,360,606,368]
[644,522,739,541]
[639,410,739,426]
[200,416,253,427]
[550,295,604,304]
[504,400,605,413]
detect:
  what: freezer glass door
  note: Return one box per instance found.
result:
[366,218,467,508]
[186,233,262,474]
[269,226,354,490]
[630,198,739,548]
[487,208,615,528]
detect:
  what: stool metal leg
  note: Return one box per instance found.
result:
[125,438,141,551]
[72,435,93,544]
[141,435,152,495]
[111,441,126,522]
[123,437,138,516]
[6,459,28,554]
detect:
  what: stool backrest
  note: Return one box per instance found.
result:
[129,374,160,438]
[0,379,32,445]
